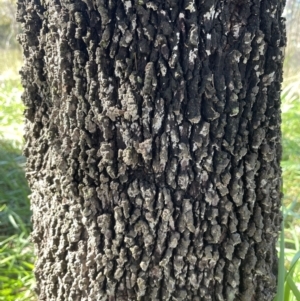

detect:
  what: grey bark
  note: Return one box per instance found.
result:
[17,0,285,300]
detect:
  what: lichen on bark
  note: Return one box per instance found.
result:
[17,0,285,300]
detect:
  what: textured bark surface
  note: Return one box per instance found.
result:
[17,0,285,300]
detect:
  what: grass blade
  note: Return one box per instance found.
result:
[287,275,300,300]
[276,221,286,301]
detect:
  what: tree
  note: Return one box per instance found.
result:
[17,0,286,300]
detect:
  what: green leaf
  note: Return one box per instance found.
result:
[0,255,15,265]
[276,222,286,301]
[287,275,300,300]
[8,213,19,230]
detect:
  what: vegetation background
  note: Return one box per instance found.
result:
[0,0,299,300]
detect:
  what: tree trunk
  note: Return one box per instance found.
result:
[17,0,285,300]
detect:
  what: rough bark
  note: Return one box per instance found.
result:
[17,0,285,300]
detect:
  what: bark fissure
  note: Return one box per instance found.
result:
[17,0,285,300]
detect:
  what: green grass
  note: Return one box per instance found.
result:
[275,205,300,301]
[274,79,300,301]
[0,142,31,235]
[0,47,35,301]
[281,82,300,212]
[0,234,35,301]
[0,140,35,301]
[0,48,24,145]
[0,79,24,143]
